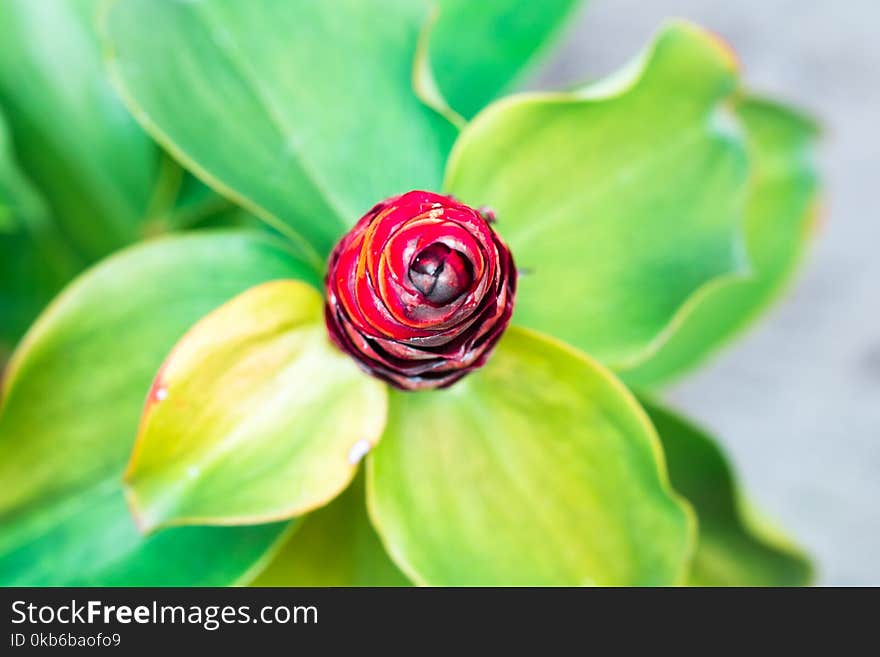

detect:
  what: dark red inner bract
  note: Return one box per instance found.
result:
[408,242,474,306]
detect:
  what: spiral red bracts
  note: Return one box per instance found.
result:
[325,190,517,390]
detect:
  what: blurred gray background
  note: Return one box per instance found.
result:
[533,0,879,585]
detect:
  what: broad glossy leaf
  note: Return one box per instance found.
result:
[431,0,582,118]
[622,98,820,387]
[126,280,387,531]
[0,0,160,260]
[445,22,749,368]
[104,0,457,260]
[368,327,693,585]
[644,400,812,586]
[0,231,318,585]
[250,473,409,587]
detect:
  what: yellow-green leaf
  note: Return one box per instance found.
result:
[368,327,693,586]
[644,400,812,586]
[622,97,821,387]
[126,280,388,531]
[444,21,749,369]
[250,473,409,587]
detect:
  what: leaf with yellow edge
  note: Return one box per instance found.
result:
[622,97,821,388]
[368,327,694,586]
[444,21,749,369]
[125,280,388,531]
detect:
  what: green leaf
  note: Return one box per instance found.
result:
[368,327,693,585]
[250,473,410,587]
[411,11,466,131]
[145,168,248,234]
[103,0,458,260]
[430,0,583,118]
[0,111,80,359]
[125,280,387,531]
[622,97,821,388]
[0,215,71,364]
[0,231,318,585]
[444,21,749,369]
[0,109,41,234]
[0,114,43,232]
[643,400,812,586]
[0,0,160,260]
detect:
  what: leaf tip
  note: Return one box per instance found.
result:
[659,19,742,78]
[704,28,742,74]
[122,479,159,536]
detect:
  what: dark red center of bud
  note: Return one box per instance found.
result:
[408,242,474,305]
[324,190,516,391]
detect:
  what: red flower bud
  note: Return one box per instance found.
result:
[325,190,517,390]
